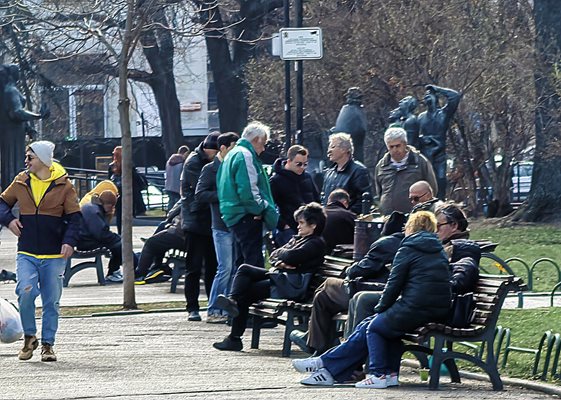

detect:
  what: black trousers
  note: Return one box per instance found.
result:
[184,232,217,312]
[136,230,186,278]
[78,238,122,275]
[230,215,264,268]
[229,264,270,338]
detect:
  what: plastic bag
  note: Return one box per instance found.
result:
[0,298,23,343]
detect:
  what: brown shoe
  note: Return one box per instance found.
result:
[18,335,38,360]
[41,344,57,362]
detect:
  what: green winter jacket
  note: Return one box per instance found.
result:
[217,138,279,230]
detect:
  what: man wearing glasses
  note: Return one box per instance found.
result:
[409,180,442,213]
[270,145,320,247]
[0,141,81,362]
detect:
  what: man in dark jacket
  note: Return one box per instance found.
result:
[77,190,123,282]
[322,133,372,214]
[270,144,320,247]
[195,132,239,323]
[322,189,356,252]
[181,132,220,321]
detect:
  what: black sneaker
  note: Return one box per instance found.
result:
[144,269,171,284]
[213,336,243,351]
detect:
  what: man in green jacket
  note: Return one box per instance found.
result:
[217,121,279,267]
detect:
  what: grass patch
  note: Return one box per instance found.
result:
[471,224,561,291]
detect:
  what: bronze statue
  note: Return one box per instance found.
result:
[388,95,420,149]
[0,64,49,189]
[333,87,368,162]
[417,84,461,199]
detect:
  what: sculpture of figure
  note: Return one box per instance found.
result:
[417,84,461,199]
[0,64,49,190]
[388,95,420,149]
[333,87,368,162]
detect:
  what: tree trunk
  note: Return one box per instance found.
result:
[516,0,561,221]
[141,9,183,156]
[119,0,137,309]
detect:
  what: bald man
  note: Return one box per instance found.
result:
[409,181,442,213]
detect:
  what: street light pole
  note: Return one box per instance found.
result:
[295,0,304,145]
[283,0,292,152]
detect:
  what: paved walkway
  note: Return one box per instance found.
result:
[0,224,559,399]
[0,312,556,400]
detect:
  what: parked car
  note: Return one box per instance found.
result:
[511,161,533,202]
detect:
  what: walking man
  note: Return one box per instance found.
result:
[0,141,81,361]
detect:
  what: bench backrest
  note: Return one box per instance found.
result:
[306,255,354,300]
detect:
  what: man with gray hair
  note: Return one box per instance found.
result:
[322,132,372,214]
[217,121,279,268]
[374,127,437,215]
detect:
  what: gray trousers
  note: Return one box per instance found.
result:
[344,291,382,338]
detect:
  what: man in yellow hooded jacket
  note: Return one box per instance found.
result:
[0,140,81,362]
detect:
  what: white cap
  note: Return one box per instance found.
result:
[29,141,56,167]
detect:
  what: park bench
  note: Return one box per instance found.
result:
[248,255,354,357]
[402,273,524,390]
[163,248,187,293]
[64,247,111,287]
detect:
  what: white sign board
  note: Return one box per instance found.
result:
[280,28,323,60]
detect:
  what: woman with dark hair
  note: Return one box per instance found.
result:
[213,202,327,352]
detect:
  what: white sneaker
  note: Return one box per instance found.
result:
[386,373,399,387]
[106,271,123,283]
[355,374,388,389]
[292,357,323,373]
[300,368,334,386]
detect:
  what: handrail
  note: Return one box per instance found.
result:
[551,282,561,307]
[505,257,531,290]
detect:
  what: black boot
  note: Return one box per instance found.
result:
[213,335,243,351]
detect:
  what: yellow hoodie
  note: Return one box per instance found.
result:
[29,162,67,206]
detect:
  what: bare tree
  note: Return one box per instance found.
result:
[514,0,561,221]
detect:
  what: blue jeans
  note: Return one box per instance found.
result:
[321,313,404,382]
[207,229,237,316]
[16,254,66,345]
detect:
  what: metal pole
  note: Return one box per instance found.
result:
[295,0,304,144]
[284,0,292,152]
[141,112,147,175]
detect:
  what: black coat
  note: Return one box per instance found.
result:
[195,157,228,232]
[269,158,320,231]
[181,143,213,235]
[346,232,403,282]
[322,201,356,251]
[78,202,121,249]
[270,234,326,274]
[321,159,372,214]
[374,231,452,331]
[449,239,481,294]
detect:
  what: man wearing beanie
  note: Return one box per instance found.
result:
[181,132,219,321]
[0,140,82,362]
[77,190,126,282]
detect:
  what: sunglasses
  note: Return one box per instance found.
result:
[437,221,452,229]
[295,161,309,168]
[25,154,36,162]
[409,191,429,202]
